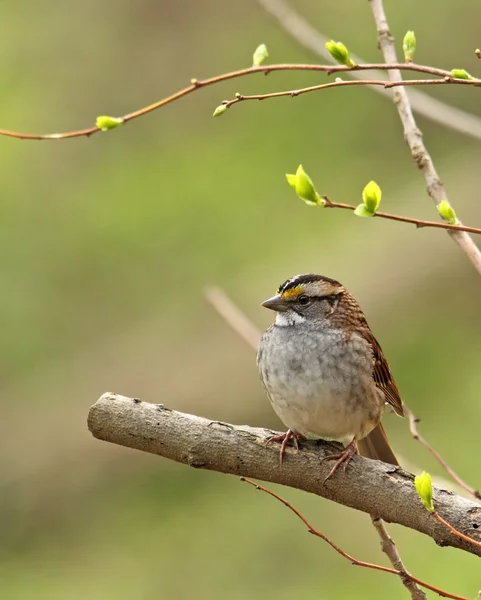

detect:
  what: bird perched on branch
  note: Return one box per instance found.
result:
[256,273,403,480]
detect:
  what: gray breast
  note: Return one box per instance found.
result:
[257,323,382,442]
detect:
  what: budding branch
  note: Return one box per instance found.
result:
[0,61,480,141]
[322,197,481,236]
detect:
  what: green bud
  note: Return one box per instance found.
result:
[213,104,228,117]
[285,165,324,206]
[325,40,355,67]
[402,31,416,62]
[414,471,434,513]
[476,49,481,59]
[96,115,123,131]
[253,43,269,66]
[362,180,382,214]
[451,69,474,80]
[437,200,457,224]
[286,174,297,190]
[354,204,375,218]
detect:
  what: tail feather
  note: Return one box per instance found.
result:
[357,423,398,466]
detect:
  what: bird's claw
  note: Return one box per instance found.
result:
[321,439,357,483]
[266,429,302,466]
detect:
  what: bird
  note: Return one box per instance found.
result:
[256,273,404,480]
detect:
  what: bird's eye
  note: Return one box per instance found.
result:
[298,294,310,305]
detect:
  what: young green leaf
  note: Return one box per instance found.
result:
[354,204,375,217]
[325,41,355,67]
[414,471,434,513]
[451,69,474,80]
[96,115,123,131]
[285,165,324,206]
[253,44,269,66]
[362,180,382,214]
[286,174,297,190]
[402,31,416,62]
[437,200,457,224]
[213,104,228,117]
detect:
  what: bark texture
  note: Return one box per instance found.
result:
[88,392,481,557]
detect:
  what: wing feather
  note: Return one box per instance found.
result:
[356,327,404,417]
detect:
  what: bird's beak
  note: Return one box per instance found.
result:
[261,294,289,312]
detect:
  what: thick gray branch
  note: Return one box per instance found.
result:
[88,393,481,557]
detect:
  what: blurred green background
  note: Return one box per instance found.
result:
[0,1,480,598]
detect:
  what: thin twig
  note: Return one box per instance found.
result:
[204,286,262,348]
[222,76,479,109]
[241,478,469,600]
[256,0,481,142]
[406,406,481,500]
[369,0,481,276]
[370,517,427,600]
[204,287,261,348]
[0,62,478,141]
[433,511,481,549]
[322,196,481,236]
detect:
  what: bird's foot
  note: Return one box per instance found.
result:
[322,439,357,483]
[266,429,304,466]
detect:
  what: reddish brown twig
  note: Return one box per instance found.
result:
[0,62,478,141]
[406,406,481,500]
[432,511,481,549]
[257,0,481,141]
[222,76,480,109]
[321,196,481,236]
[240,477,470,600]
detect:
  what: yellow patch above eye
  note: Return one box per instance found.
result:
[281,285,302,299]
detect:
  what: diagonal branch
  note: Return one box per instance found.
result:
[205,287,262,348]
[256,0,481,141]
[243,478,464,599]
[368,0,481,277]
[406,406,481,500]
[87,392,481,558]
[370,516,427,600]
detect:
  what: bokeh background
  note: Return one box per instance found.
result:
[0,1,480,598]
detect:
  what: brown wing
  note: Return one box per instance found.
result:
[356,327,404,417]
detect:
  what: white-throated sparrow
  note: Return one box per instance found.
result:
[256,273,404,479]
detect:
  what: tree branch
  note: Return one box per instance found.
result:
[369,0,481,276]
[0,61,479,141]
[243,479,461,599]
[370,516,427,600]
[322,196,481,236]
[87,392,481,558]
[256,0,481,142]
[405,406,481,500]
[220,77,480,112]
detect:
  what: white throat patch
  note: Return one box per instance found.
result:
[275,311,306,326]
